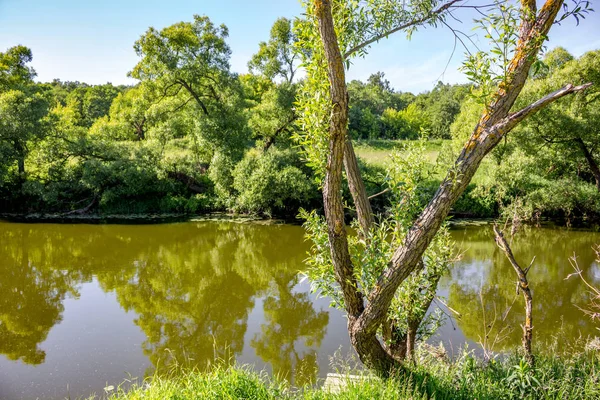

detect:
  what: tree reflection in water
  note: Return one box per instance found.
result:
[251,272,329,386]
[94,222,329,382]
[1,221,599,386]
[0,226,85,364]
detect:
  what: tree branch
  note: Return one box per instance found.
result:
[368,187,391,200]
[343,0,463,60]
[496,82,592,135]
[355,0,567,342]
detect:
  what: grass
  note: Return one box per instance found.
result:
[354,139,446,168]
[97,346,600,400]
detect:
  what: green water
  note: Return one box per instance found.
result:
[0,221,598,399]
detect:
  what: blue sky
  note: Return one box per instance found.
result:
[0,0,598,93]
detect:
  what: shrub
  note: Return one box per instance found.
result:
[232,147,318,216]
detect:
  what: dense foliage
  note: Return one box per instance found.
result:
[443,47,600,223]
[0,13,598,223]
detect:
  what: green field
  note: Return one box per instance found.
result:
[354,139,445,168]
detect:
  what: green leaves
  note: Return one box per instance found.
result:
[130,15,231,85]
[301,140,453,342]
[0,89,50,179]
[460,1,519,105]
[248,18,300,83]
[0,45,36,91]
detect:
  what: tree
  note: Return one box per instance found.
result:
[248,18,300,84]
[129,15,248,156]
[347,73,413,139]
[0,45,36,90]
[61,84,123,128]
[130,15,231,117]
[246,18,304,150]
[296,0,592,374]
[0,90,49,179]
[415,81,469,138]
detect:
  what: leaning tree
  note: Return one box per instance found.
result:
[296,0,593,374]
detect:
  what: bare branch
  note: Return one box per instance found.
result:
[368,187,391,200]
[493,224,534,365]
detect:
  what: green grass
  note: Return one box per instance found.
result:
[354,139,446,168]
[97,347,600,400]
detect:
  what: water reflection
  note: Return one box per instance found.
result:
[0,221,599,399]
[0,221,332,399]
[445,225,600,352]
[0,227,83,365]
[251,272,329,386]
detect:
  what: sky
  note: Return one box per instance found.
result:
[0,0,599,93]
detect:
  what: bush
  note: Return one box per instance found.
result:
[232,147,318,216]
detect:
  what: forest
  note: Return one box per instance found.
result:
[1,14,598,223]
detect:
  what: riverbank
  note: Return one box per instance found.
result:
[0,212,290,225]
[98,347,600,400]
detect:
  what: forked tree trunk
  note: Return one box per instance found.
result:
[313,0,590,374]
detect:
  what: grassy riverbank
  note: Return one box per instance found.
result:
[100,347,600,400]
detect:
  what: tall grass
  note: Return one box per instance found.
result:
[98,346,600,400]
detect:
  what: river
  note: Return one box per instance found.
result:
[0,220,598,399]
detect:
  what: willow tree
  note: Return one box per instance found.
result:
[129,15,248,158]
[296,0,592,374]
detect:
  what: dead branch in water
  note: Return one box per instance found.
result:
[493,224,535,366]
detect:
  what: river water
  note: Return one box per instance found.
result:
[0,221,598,399]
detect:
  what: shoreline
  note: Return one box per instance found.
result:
[1,213,598,231]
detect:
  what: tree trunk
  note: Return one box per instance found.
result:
[17,157,25,176]
[134,117,146,140]
[344,138,374,235]
[405,318,420,363]
[315,0,365,321]
[312,0,587,374]
[14,140,26,178]
[382,319,408,361]
[575,137,600,191]
[352,1,574,367]
[493,225,534,365]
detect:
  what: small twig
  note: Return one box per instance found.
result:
[435,296,462,318]
[368,187,391,200]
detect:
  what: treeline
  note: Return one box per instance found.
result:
[0,15,599,221]
[348,74,469,140]
[0,16,467,218]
